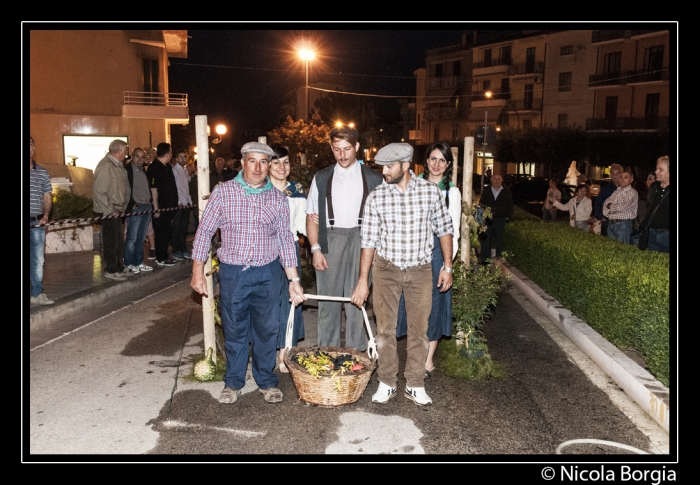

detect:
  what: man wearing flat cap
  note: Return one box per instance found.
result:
[306,125,383,351]
[191,142,306,405]
[351,142,454,406]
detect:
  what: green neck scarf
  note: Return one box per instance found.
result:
[419,172,454,191]
[234,171,273,195]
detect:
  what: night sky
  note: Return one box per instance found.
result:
[168,29,466,136]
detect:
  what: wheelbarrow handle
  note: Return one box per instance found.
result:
[284,294,377,360]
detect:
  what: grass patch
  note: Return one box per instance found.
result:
[182,352,227,383]
[436,339,507,380]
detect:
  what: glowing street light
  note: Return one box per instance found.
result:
[299,48,315,122]
[211,124,227,145]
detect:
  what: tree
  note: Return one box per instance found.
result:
[267,112,333,191]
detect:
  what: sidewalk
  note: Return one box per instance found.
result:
[27,243,670,434]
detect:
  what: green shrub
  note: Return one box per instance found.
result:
[51,189,93,221]
[504,207,670,386]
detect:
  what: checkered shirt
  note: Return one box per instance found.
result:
[191,180,297,269]
[603,185,638,220]
[361,174,453,269]
[29,161,52,217]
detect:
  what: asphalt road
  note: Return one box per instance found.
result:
[27,276,668,460]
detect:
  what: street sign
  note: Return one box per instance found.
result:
[475,126,496,146]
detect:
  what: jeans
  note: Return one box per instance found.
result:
[30,222,46,297]
[372,255,432,389]
[607,219,633,245]
[124,203,151,267]
[648,228,670,253]
[219,260,283,390]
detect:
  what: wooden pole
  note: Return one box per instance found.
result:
[195,115,217,363]
[461,137,475,268]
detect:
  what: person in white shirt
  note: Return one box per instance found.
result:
[550,184,592,231]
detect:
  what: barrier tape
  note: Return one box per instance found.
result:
[29,204,198,229]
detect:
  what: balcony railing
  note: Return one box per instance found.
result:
[425,107,459,120]
[591,30,631,43]
[427,76,468,90]
[508,61,544,76]
[628,69,669,83]
[123,91,188,107]
[472,58,512,69]
[589,68,669,87]
[505,98,543,111]
[586,116,669,131]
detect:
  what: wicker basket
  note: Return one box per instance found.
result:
[284,346,376,407]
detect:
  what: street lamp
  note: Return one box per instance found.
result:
[210,124,227,145]
[299,48,315,122]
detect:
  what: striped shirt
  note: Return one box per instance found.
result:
[191,179,297,269]
[29,161,52,217]
[603,185,638,221]
[361,173,453,269]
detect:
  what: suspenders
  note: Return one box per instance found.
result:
[326,166,370,229]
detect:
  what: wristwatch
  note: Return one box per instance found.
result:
[441,266,454,274]
[288,277,301,283]
[310,244,322,253]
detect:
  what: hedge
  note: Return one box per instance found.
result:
[503,207,670,387]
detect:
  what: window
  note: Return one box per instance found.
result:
[453,60,461,76]
[645,93,660,118]
[522,119,532,129]
[434,125,440,142]
[483,80,491,93]
[603,52,621,74]
[62,135,129,172]
[435,63,443,78]
[483,49,492,67]
[143,58,159,92]
[500,78,510,96]
[605,96,618,119]
[644,46,664,71]
[499,113,510,127]
[452,126,459,142]
[558,72,572,92]
[500,45,512,64]
[524,84,534,110]
[525,47,536,73]
[558,113,569,128]
[560,45,574,56]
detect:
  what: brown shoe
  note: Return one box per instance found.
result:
[259,387,283,403]
[219,387,241,404]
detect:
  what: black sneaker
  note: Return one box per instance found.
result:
[156,258,176,267]
[148,249,156,260]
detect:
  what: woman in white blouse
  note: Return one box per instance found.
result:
[269,145,307,372]
[551,184,592,231]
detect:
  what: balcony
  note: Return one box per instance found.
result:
[628,69,669,84]
[508,61,545,78]
[122,91,189,123]
[585,116,669,131]
[591,30,631,44]
[427,76,468,90]
[425,106,459,120]
[589,71,629,87]
[505,98,543,112]
[473,58,512,70]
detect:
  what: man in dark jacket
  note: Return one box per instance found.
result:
[638,156,670,253]
[479,173,514,264]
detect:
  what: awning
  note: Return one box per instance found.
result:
[468,106,504,123]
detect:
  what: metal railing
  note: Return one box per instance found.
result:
[425,106,459,120]
[508,61,545,76]
[472,58,512,70]
[123,91,188,107]
[427,76,468,90]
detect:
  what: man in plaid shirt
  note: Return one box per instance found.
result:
[351,143,454,406]
[603,170,638,244]
[190,142,305,405]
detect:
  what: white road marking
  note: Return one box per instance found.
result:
[163,420,265,438]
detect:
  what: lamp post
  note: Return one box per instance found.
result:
[299,49,315,122]
[211,124,227,144]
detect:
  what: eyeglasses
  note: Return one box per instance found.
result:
[428,156,448,165]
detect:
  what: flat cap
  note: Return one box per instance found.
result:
[374,143,413,165]
[240,142,274,157]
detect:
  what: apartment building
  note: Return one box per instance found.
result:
[28,29,189,196]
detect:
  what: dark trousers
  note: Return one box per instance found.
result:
[98,214,124,274]
[170,206,190,254]
[152,210,174,261]
[480,217,507,263]
[219,260,284,390]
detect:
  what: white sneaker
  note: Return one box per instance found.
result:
[126,264,140,274]
[371,381,397,404]
[119,267,136,277]
[137,263,153,272]
[105,272,126,281]
[30,293,54,305]
[405,386,432,406]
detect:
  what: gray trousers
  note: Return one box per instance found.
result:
[316,227,368,351]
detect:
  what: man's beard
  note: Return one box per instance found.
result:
[385,171,404,185]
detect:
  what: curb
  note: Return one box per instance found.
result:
[497,261,670,433]
[29,262,193,333]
